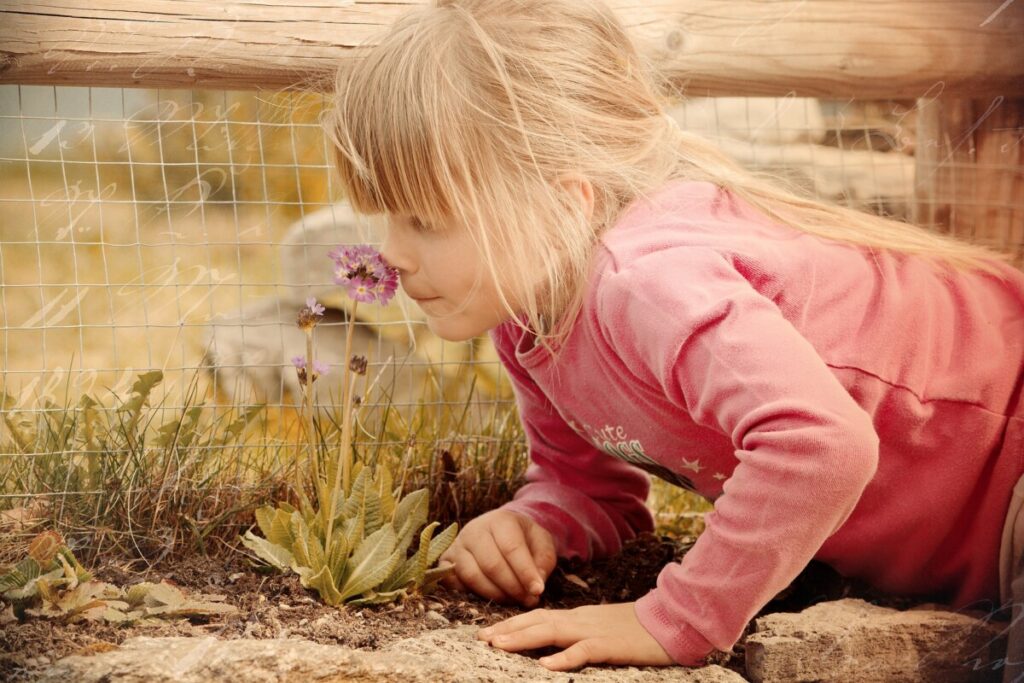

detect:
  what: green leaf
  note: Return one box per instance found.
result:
[342,467,371,520]
[214,404,263,446]
[154,418,182,448]
[125,582,154,607]
[380,522,438,593]
[393,489,428,535]
[426,523,459,567]
[306,565,343,606]
[289,512,311,566]
[4,566,63,601]
[119,370,163,416]
[326,525,349,583]
[376,464,396,522]
[0,557,41,592]
[420,564,454,592]
[57,547,91,583]
[362,489,383,537]
[239,530,294,571]
[343,513,364,555]
[414,522,441,581]
[317,479,344,528]
[291,564,314,589]
[339,525,398,601]
[269,508,296,550]
[254,506,276,540]
[348,588,408,606]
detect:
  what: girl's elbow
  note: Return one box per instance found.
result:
[840,412,880,489]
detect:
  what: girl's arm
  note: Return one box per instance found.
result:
[490,322,655,562]
[598,246,879,666]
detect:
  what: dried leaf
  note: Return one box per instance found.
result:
[27,531,62,565]
[563,573,590,590]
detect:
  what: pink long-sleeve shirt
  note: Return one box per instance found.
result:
[494,179,1024,666]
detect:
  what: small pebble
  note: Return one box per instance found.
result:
[425,610,449,625]
[228,572,245,583]
[298,618,308,626]
[279,602,292,610]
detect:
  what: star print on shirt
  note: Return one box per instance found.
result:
[681,458,703,473]
[713,472,727,481]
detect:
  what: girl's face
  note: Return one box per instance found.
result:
[381,213,518,342]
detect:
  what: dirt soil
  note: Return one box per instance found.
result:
[0,532,926,682]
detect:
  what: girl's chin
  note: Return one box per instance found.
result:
[425,315,483,343]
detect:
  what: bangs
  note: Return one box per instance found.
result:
[324,17,475,225]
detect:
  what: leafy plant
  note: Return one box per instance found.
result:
[241,462,456,605]
[239,246,458,606]
[0,530,236,623]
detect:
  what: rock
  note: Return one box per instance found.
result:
[424,609,450,625]
[745,598,1008,682]
[37,627,746,682]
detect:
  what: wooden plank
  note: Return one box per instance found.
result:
[914,97,1024,264]
[1,1,1022,97]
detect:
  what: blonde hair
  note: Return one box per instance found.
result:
[322,0,1015,353]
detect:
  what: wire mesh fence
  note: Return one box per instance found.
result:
[1,84,1021,527]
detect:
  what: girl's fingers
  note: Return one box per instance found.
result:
[486,621,564,652]
[437,560,466,592]
[494,526,546,597]
[539,639,610,671]
[474,532,534,603]
[449,549,512,603]
[523,521,557,580]
[478,608,554,640]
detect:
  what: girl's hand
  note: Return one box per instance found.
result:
[477,603,676,671]
[438,509,557,607]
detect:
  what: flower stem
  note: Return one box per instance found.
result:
[325,300,358,550]
[304,331,319,489]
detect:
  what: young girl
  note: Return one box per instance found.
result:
[323,0,1024,676]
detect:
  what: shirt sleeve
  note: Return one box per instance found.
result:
[489,322,655,562]
[597,246,880,666]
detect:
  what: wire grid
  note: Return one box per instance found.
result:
[1,86,1021,463]
[0,86,509,430]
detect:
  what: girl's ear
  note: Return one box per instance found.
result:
[554,173,595,223]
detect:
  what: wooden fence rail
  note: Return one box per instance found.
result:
[1,1,1022,97]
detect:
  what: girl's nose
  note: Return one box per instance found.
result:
[380,226,417,274]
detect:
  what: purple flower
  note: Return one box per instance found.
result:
[347,276,377,304]
[292,355,328,384]
[328,244,399,305]
[306,297,325,316]
[296,297,326,331]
